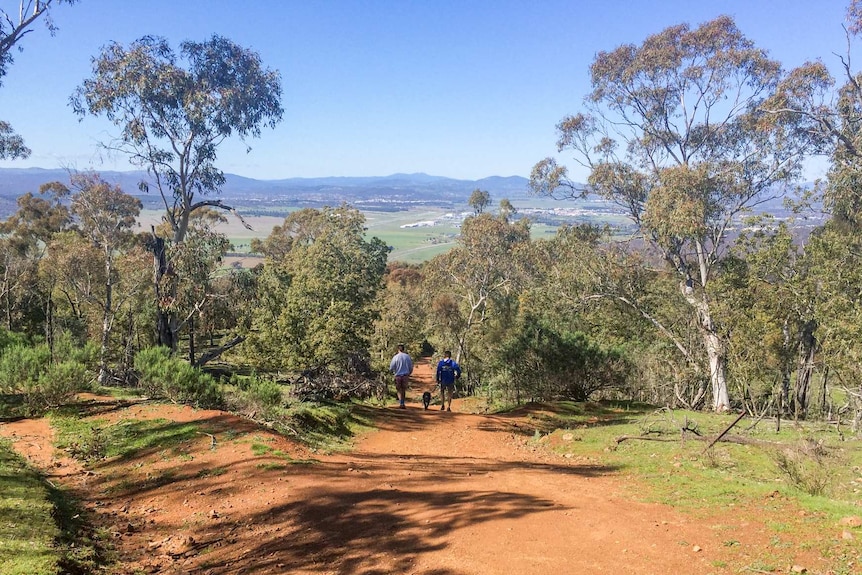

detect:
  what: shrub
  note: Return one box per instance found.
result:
[247,377,284,409]
[30,361,88,412]
[0,328,28,353]
[489,315,632,403]
[0,344,88,415]
[134,346,223,409]
[0,344,50,394]
[224,374,284,418]
[770,438,839,496]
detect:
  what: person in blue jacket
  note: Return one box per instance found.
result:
[435,350,461,412]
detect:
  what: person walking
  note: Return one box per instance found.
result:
[389,344,413,409]
[436,350,461,412]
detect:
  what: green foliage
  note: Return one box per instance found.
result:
[247,377,284,408]
[371,263,427,373]
[0,327,27,351]
[225,373,285,417]
[0,439,59,574]
[284,402,374,451]
[71,34,283,245]
[422,212,531,379]
[531,16,811,412]
[490,315,631,402]
[133,346,223,408]
[247,205,388,375]
[468,188,491,214]
[0,339,91,415]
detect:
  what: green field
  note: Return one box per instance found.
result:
[139,203,624,264]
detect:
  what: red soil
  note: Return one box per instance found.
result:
[0,360,846,574]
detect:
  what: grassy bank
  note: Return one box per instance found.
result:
[514,401,862,573]
[0,438,60,574]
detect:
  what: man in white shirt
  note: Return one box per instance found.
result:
[389,344,413,409]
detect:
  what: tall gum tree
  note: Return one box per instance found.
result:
[530,16,808,411]
[71,35,283,351]
[68,173,142,384]
[423,212,531,370]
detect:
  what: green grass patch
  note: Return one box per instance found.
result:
[50,414,203,463]
[0,438,110,574]
[535,403,862,517]
[284,401,375,452]
[0,438,60,574]
[195,466,228,478]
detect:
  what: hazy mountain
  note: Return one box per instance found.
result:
[0,168,532,209]
[0,167,816,225]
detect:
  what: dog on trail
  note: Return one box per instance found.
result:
[422,391,432,410]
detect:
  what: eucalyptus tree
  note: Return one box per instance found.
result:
[530,16,809,411]
[372,262,427,369]
[72,34,283,351]
[761,1,862,423]
[0,183,71,337]
[468,189,491,214]
[423,212,531,370]
[161,209,232,365]
[762,1,862,230]
[0,0,77,158]
[68,173,142,383]
[248,205,389,374]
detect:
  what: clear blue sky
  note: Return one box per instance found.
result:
[0,0,851,181]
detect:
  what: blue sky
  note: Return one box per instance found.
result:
[0,0,851,181]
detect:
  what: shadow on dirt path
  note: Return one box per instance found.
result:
[0,358,828,574]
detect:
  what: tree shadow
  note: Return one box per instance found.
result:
[196,484,568,575]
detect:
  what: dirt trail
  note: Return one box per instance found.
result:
[0,360,826,574]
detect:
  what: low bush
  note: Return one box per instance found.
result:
[770,438,840,496]
[224,374,285,418]
[133,346,223,409]
[0,343,90,415]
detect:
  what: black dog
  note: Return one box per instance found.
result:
[422,391,432,410]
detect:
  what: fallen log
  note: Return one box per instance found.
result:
[701,410,747,454]
[614,433,780,449]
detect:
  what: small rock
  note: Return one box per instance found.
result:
[842,530,854,540]
[790,565,807,573]
[208,509,219,519]
[692,545,702,553]
[839,516,862,528]
[562,433,574,442]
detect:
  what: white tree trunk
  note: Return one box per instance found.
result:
[683,280,730,412]
[705,331,730,411]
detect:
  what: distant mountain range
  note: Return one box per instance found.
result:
[0,167,818,226]
[0,168,534,215]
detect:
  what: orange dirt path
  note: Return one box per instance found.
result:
[0,359,830,574]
